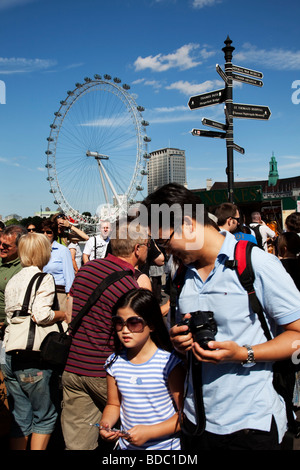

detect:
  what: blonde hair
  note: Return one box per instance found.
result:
[18,232,52,270]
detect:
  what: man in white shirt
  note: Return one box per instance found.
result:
[250,211,276,251]
[82,220,111,263]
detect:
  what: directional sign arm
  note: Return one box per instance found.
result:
[202,118,227,131]
[231,64,263,79]
[192,129,227,138]
[216,64,228,84]
[230,103,271,120]
[232,73,263,87]
[188,88,226,110]
[227,142,245,154]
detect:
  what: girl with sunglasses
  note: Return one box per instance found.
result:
[99,288,185,450]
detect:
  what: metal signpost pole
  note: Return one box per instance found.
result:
[222,36,235,203]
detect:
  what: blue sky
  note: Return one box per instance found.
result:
[0,0,299,219]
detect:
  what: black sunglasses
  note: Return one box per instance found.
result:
[42,230,53,235]
[112,316,146,333]
[156,229,175,248]
[28,228,36,232]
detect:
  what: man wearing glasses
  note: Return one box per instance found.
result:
[214,202,240,233]
[142,183,300,451]
[0,225,27,329]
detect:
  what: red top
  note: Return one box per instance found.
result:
[65,254,138,377]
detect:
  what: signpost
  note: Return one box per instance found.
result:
[188,36,271,203]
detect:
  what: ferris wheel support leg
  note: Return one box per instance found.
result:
[97,159,121,205]
[97,159,110,205]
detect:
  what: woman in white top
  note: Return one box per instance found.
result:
[2,232,67,450]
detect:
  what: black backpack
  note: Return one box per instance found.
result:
[251,224,264,249]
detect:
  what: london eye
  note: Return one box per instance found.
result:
[45,75,151,224]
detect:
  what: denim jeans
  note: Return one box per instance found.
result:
[1,351,58,438]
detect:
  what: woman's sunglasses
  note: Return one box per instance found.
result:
[112,316,146,333]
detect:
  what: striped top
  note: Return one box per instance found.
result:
[64,254,138,377]
[105,348,182,450]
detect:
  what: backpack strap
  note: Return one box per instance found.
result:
[230,240,272,341]
[251,224,264,250]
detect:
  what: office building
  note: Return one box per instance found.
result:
[147,147,187,194]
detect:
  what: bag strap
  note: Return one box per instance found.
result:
[13,272,47,318]
[234,240,272,341]
[69,270,133,336]
[24,273,48,350]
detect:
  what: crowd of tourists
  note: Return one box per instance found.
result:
[0,185,300,451]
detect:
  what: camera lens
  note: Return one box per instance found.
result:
[190,311,217,349]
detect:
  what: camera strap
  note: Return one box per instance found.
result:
[181,351,206,436]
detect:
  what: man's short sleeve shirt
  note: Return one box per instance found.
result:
[178,231,300,441]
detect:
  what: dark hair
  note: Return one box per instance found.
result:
[214,202,239,226]
[111,288,173,354]
[142,183,213,230]
[278,231,300,257]
[285,212,300,233]
[40,218,58,240]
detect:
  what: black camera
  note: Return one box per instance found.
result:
[177,311,217,350]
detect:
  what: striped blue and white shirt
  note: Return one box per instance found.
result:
[105,348,182,450]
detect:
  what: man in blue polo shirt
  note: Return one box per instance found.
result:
[142,183,300,451]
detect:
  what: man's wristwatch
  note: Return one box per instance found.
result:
[241,344,256,367]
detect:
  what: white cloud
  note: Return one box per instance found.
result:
[166,79,223,96]
[235,43,300,70]
[145,100,225,125]
[134,44,204,72]
[192,0,222,8]
[0,57,56,74]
